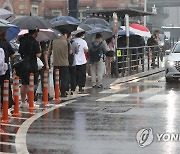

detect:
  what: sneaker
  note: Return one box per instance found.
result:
[92,85,96,88]
[97,84,103,88]
[20,102,29,108]
[8,109,12,116]
[70,91,74,95]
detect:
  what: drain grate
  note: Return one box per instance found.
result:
[100,107,132,114]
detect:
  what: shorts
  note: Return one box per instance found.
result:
[21,72,38,85]
[105,50,114,57]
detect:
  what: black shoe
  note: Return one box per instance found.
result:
[97,84,103,88]
[92,85,96,88]
[70,91,74,95]
[48,96,53,101]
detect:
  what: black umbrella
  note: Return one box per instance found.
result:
[52,20,78,33]
[0,21,10,35]
[12,16,52,30]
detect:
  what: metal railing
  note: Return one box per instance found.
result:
[115,45,165,77]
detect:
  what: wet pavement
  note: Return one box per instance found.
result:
[2,71,180,154]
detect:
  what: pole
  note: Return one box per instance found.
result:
[125,14,130,75]
[144,0,147,26]
[113,12,119,77]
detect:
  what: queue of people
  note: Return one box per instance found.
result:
[0,26,165,112]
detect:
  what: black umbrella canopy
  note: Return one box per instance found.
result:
[52,20,78,33]
[12,16,52,30]
[0,22,9,35]
[82,17,110,27]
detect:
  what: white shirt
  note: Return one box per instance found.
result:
[73,37,88,65]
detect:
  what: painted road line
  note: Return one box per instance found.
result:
[1,123,21,127]
[96,94,130,102]
[143,94,167,103]
[0,142,16,146]
[20,111,36,114]
[10,117,28,120]
[139,88,164,95]
[0,132,16,136]
[0,152,16,154]
[100,86,128,94]
[15,100,76,154]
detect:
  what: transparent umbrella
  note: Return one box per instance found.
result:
[85,27,113,43]
[12,15,52,30]
[82,17,110,27]
[0,8,15,21]
[51,16,80,24]
[18,29,60,42]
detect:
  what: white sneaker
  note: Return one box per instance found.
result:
[8,109,12,116]
[34,102,39,107]
[20,102,29,108]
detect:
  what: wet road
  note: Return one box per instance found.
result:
[2,71,180,154]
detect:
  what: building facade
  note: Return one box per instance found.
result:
[0,0,144,19]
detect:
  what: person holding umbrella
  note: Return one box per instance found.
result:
[0,31,15,110]
[18,29,41,107]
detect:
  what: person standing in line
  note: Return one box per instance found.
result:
[67,34,79,95]
[35,40,53,101]
[0,31,15,110]
[105,36,115,76]
[18,29,41,107]
[89,33,108,88]
[147,30,160,67]
[51,28,70,97]
[73,30,88,93]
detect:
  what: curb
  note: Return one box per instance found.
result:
[110,67,165,86]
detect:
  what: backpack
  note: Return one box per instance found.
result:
[89,42,103,63]
[0,48,8,75]
[147,35,156,46]
[68,40,79,66]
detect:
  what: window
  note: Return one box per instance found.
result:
[19,5,27,10]
[52,10,62,17]
[31,5,38,15]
